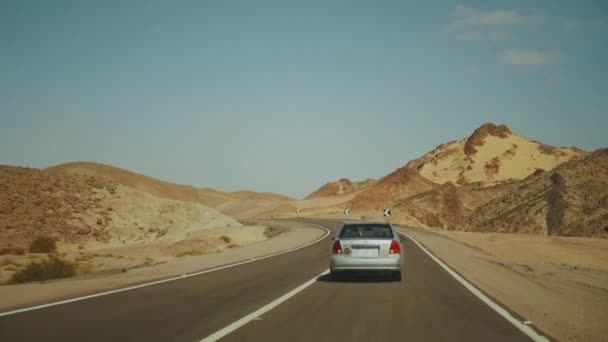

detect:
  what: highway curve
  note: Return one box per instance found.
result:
[0,219,541,341]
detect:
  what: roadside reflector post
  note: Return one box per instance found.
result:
[383,208,391,223]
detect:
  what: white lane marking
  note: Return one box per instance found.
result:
[400,230,549,342]
[0,224,332,318]
[200,269,330,342]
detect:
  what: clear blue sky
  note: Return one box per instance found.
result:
[1,1,607,198]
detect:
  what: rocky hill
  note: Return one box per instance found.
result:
[350,167,438,210]
[305,178,375,199]
[393,182,471,228]
[277,123,606,238]
[0,164,273,284]
[390,180,520,229]
[405,123,585,186]
[0,165,246,248]
[462,149,608,238]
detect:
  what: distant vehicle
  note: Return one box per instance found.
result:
[330,222,403,281]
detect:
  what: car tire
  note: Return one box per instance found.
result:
[392,271,402,282]
[331,271,343,281]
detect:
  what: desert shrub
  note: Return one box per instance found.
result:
[9,257,76,284]
[263,226,285,238]
[75,254,93,262]
[219,235,232,243]
[0,247,25,255]
[28,236,57,253]
[175,250,213,257]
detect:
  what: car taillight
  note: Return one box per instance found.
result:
[332,240,342,254]
[389,240,400,254]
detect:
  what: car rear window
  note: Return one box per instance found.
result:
[339,224,393,239]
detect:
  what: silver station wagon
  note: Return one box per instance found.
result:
[329,222,403,281]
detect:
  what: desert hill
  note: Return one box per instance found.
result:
[1,165,119,244]
[405,123,585,186]
[48,162,229,206]
[393,181,470,228]
[0,165,260,247]
[390,180,520,229]
[269,123,606,237]
[350,167,438,210]
[462,148,608,238]
[395,145,607,237]
[0,164,272,283]
[48,162,292,217]
[230,190,293,202]
[305,178,376,199]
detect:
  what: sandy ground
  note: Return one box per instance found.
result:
[0,220,325,312]
[0,183,273,284]
[400,226,608,342]
[0,223,269,285]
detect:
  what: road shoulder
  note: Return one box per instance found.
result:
[398,227,608,342]
[0,220,325,312]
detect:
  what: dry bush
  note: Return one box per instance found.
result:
[75,254,94,262]
[0,247,25,255]
[28,236,57,253]
[175,250,213,257]
[263,226,285,238]
[142,257,154,266]
[219,235,232,243]
[9,257,76,284]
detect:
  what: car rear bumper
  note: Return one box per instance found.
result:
[330,255,402,272]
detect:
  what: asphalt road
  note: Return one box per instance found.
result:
[0,219,537,341]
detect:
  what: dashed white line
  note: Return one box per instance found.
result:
[200,269,330,342]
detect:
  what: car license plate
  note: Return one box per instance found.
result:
[352,248,378,258]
